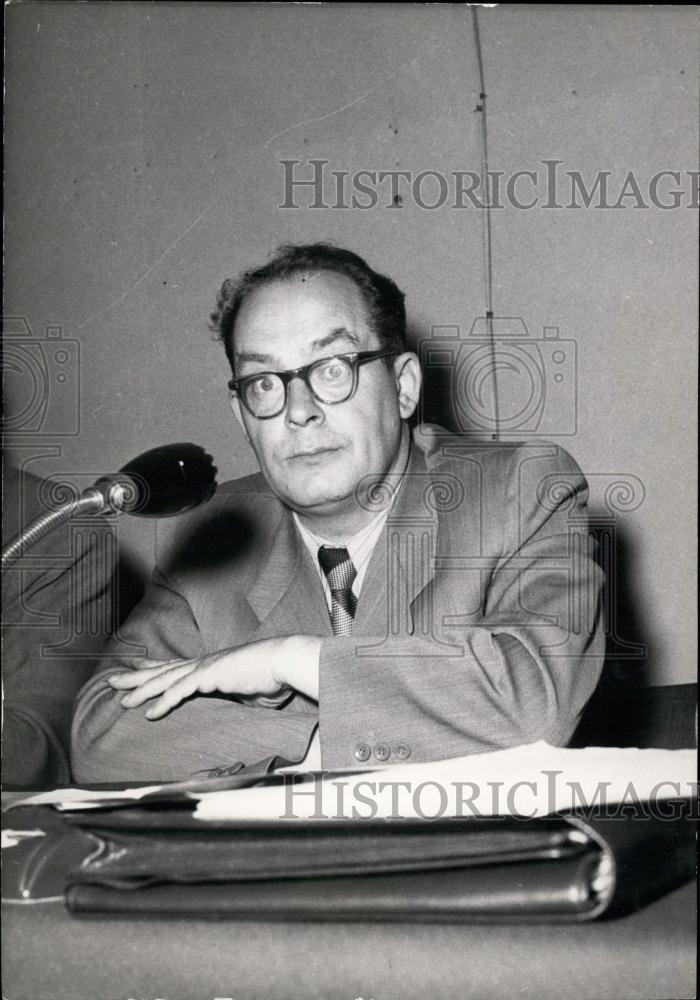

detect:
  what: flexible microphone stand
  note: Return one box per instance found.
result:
[2,443,217,569]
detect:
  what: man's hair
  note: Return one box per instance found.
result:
[210,243,406,373]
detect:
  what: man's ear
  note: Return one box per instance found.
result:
[229,393,250,443]
[393,352,422,420]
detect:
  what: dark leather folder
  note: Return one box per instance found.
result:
[54,803,696,921]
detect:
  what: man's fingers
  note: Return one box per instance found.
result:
[118,662,197,708]
[107,660,191,690]
[110,646,287,718]
[144,670,207,720]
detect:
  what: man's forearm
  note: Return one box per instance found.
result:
[71,663,318,783]
[72,634,323,782]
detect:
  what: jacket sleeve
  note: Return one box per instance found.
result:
[2,511,114,787]
[317,444,605,768]
[70,565,315,783]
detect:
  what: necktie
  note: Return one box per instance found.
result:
[318,546,357,636]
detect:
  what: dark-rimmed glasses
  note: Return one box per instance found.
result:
[228,350,396,419]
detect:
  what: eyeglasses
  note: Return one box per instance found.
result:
[229,349,396,419]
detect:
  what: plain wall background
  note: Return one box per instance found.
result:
[4,4,697,685]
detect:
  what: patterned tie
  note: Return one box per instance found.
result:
[318,546,357,636]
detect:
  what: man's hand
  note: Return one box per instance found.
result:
[107,635,322,720]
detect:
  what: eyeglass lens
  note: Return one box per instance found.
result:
[243,357,355,416]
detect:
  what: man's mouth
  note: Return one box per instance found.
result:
[287,446,341,460]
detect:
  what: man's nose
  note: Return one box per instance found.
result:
[285,375,324,426]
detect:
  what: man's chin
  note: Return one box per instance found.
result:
[268,455,355,507]
[275,473,356,514]
[283,487,353,513]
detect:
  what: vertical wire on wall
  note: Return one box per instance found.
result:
[471,6,501,441]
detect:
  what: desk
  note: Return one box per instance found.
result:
[2,878,695,1000]
[2,788,696,1000]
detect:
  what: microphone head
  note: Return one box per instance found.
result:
[95,443,217,516]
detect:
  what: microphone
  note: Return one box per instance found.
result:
[92,443,217,516]
[2,444,217,569]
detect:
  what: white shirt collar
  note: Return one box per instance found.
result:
[293,481,402,602]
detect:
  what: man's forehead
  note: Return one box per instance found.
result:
[233,272,374,360]
[241,271,365,318]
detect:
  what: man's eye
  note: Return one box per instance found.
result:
[317,360,347,381]
[250,375,278,395]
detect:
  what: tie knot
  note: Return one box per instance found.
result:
[318,546,356,593]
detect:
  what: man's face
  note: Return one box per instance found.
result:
[230,271,418,517]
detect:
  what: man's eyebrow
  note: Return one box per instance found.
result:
[235,328,361,369]
[310,327,361,351]
[235,350,278,367]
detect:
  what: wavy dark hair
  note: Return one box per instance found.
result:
[210,243,406,374]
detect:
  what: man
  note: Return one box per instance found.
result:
[72,244,604,782]
[3,465,114,786]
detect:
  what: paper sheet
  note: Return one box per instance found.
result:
[9,742,696,821]
[194,742,698,821]
[11,784,168,811]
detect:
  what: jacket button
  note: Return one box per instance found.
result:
[394,743,411,760]
[353,743,371,762]
[373,742,391,762]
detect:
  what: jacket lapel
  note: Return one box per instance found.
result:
[354,444,438,637]
[246,506,332,637]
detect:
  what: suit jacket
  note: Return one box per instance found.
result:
[71,428,605,783]
[2,465,114,786]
